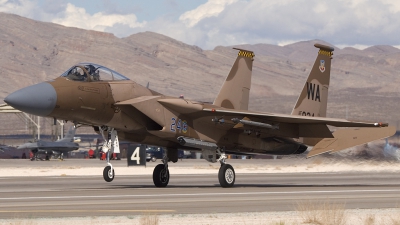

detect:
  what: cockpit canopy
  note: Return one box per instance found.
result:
[60,63,129,82]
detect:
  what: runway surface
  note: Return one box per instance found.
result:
[1,167,400,219]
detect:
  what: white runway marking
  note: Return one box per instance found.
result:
[0,209,175,213]
[47,176,100,179]
[1,189,400,201]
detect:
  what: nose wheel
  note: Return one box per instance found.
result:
[103,165,115,182]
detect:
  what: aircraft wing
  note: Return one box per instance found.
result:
[17,142,37,149]
[200,108,390,140]
[203,108,387,128]
[117,97,388,140]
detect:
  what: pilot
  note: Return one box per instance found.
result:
[84,65,95,75]
[66,66,87,81]
[92,69,100,81]
[85,65,100,81]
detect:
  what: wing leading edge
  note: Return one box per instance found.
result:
[203,108,388,128]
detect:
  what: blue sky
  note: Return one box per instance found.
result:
[1,0,400,49]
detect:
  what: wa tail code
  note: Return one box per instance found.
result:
[306,82,320,102]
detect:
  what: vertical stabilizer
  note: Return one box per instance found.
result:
[56,125,76,142]
[213,48,254,110]
[291,44,334,117]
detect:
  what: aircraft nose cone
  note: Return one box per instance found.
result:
[4,82,57,116]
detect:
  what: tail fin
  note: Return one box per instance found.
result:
[213,48,254,110]
[56,125,76,142]
[291,44,334,117]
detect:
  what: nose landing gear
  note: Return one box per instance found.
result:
[99,126,119,182]
[103,163,114,182]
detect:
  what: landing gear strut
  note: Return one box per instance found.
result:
[30,149,39,161]
[100,126,119,182]
[153,149,170,187]
[176,136,236,187]
[217,149,235,188]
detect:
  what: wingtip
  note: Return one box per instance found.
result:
[374,122,389,127]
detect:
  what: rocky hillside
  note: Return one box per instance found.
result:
[0,12,399,135]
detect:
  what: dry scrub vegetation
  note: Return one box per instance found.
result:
[139,213,159,225]
[295,200,400,225]
[296,200,346,225]
[3,208,400,224]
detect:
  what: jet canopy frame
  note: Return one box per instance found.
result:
[60,63,129,82]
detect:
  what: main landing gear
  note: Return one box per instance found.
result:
[153,164,169,187]
[217,150,235,188]
[152,148,171,187]
[59,153,64,161]
[30,149,41,161]
[176,136,236,187]
[99,126,119,182]
[150,147,236,188]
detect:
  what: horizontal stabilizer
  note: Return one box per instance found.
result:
[307,126,396,157]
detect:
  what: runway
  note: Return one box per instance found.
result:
[1,170,400,219]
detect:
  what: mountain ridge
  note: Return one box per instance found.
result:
[0,12,399,135]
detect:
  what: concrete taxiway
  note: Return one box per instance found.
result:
[1,158,400,219]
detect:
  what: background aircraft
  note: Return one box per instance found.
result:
[17,126,79,160]
[383,138,400,160]
[4,44,395,187]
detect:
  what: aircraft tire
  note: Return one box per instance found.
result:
[153,164,169,187]
[103,166,114,182]
[218,164,235,188]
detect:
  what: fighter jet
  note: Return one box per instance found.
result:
[4,44,395,187]
[17,126,79,160]
[383,139,400,160]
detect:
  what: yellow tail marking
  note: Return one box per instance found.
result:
[238,51,255,59]
[318,50,333,57]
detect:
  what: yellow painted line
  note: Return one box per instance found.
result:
[0,209,175,213]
